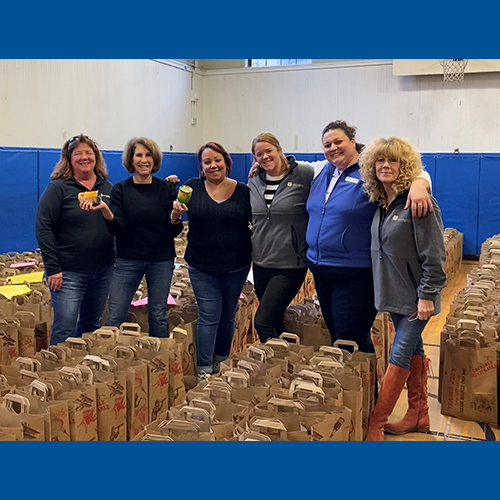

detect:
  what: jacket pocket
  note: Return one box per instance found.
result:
[406,262,418,290]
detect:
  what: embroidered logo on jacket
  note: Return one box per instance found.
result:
[287,182,304,188]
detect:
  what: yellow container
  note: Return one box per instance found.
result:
[78,191,102,204]
[177,185,193,205]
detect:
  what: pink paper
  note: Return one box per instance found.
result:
[131,294,176,307]
[10,261,38,269]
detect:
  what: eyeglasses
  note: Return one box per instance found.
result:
[408,311,419,322]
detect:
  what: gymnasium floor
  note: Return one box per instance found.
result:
[386,260,500,441]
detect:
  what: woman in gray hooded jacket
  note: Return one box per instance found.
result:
[359,136,446,441]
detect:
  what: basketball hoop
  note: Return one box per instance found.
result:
[439,59,469,82]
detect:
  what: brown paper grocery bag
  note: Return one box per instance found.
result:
[441,336,499,425]
[106,347,149,440]
[0,318,20,365]
[169,313,197,377]
[95,374,128,441]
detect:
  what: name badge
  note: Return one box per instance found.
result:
[345,176,359,184]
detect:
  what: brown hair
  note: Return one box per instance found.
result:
[197,142,233,176]
[359,136,423,205]
[322,120,364,153]
[122,137,163,174]
[51,134,108,180]
[251,132,289,175]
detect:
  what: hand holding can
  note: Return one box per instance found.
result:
[78,190,102,205]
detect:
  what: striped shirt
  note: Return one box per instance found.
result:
[264,173,285,208]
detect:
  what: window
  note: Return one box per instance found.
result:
[248,59,312,67]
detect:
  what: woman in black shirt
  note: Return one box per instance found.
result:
[173,142,252,381]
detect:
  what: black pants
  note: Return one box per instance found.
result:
[307,261,377,354]
[253,264,308,343]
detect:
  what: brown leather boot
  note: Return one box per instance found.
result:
[365,363,410,441]
[385,355,430,435]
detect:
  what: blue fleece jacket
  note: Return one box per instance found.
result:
[306,162,376,268]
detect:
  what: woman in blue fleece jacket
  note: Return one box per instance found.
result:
[305,120,432,354]
[359,136,446,441]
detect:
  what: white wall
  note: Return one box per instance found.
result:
[0,59,203,152]
[2,59,499,154]
[201,61,500,153]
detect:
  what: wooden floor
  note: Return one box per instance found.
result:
[386,260,500,441]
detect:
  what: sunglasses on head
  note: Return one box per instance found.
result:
[68,135,92,145]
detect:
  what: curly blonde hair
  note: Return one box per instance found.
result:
[359,137,423,205]
[51,134,108,180]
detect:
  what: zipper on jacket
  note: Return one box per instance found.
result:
[406,262,418,289]
[378,206,385,259]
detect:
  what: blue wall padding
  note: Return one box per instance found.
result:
[103,151,129,185]
[434,154,480,255]
[478,155,500,250]
[3,147,500,257]
[229,154,248,184]
[162,153,200,185]
[421,154,436,185]
[0,149,38,254]
[38,149,61,199]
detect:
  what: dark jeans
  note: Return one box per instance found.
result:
[188,266,250,374]
[253,264,307,343]
[308,261,376,353]
[106,258,175,338]
[49,265,114,345]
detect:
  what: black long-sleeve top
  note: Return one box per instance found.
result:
[184,177,252,273]
[35,177,115,276]
[106,176,182,261]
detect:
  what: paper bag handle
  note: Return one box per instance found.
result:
[221,369,250,388]
[179,406,212,424]
[112,346,138,360]
[119,322,142,334]
[29,380,54,402]
[39,349,60,363]
[279,333,300,344]
[457,337,480,349]
[3,393,31,414]
[333,340,359,353]
[189,398,217,417]
[16,356,42,372]
[267,397,305,414]
[238,431,271,441]
[159,419,201,436]
[319,346,344,362]
[296,369,324,388]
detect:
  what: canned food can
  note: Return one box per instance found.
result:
[78,191,102,204]
[177,185,193,205]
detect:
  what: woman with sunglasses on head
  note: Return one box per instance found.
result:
[172,142,252,382]
[358,137,446,441]
[35,134,115,345]
[98,137,187,338]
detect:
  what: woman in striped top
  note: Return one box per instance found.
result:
[248,133,314,343]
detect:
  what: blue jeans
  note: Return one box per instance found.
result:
[49,265,114,345]
[188,266,250,374]
[106,258,175,338]
[389,312,427,370]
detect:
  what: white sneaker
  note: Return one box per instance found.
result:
[197,371,211,385]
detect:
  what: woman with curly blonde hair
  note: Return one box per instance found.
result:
[359,137,447,441]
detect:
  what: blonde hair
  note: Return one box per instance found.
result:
[359,136,423,205]
[51,134,108,180]
[122,137,163,174]
[251,132,289,175]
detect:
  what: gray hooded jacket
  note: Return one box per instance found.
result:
[371,190,447,316]
[249,156,314,269]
